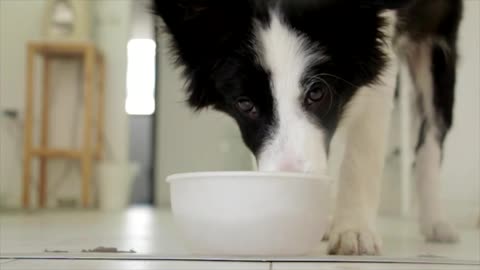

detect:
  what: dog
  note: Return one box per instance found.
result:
[152,0,463,255]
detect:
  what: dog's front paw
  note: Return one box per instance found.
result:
[421,220,459,243]
[328,227,381,255]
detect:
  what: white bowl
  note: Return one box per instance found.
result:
[166,171,331,256]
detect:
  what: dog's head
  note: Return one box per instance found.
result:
[153,0,409,174]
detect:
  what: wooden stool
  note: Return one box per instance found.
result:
[23,41,104,209]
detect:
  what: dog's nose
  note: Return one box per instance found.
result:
[277,160,303,172]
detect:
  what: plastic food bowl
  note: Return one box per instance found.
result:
[166,171,331,256]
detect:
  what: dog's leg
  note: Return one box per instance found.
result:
[327,67,397,255]
[407,40,459,243]
[326,10,399,255]
[327,89,393,255]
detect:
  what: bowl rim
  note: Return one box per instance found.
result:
[166,171,330,183]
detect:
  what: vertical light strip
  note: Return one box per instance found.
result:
[126,39,156,115]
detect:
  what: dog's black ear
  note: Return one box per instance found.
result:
[359,0,413,9]
[152,0,250,109]
[153,0,253,62]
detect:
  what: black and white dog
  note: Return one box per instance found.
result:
[153,0,463,255]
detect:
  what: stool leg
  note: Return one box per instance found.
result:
[39,56,51,208]
[95,55,105,160]
[81,48,95,208]
[23,45,35,209]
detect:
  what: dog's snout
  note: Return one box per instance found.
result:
[277,159,303,172]
[258,156,309,173]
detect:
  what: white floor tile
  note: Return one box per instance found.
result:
[378,217,480,261]
[1,207,479,266]
[0,208,187,255]
[1,260,270,270]
[272,262,479,270]
[0,259,16,264]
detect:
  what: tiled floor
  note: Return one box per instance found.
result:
[0,207,479,269]
[0,260,270,270]
[1,260,479,270]
[271,263,479,270]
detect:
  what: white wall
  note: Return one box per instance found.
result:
[0,0,131,208]
[93,0,131,164]
[0,0,45,208]
[155,23,254,206]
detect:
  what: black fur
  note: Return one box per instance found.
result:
[152,0,254,109]
[415,118,427,153]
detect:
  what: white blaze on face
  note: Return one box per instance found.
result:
[255,13,328,174]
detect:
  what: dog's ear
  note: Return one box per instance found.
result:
[359,0,413,9]
[153,0,246,64]
[152,0,250,109]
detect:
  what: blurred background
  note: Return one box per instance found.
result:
[0,0,478,261]
[0,0,253,212]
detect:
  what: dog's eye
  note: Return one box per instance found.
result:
[305,89,325,105]
[235,97,258,119]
